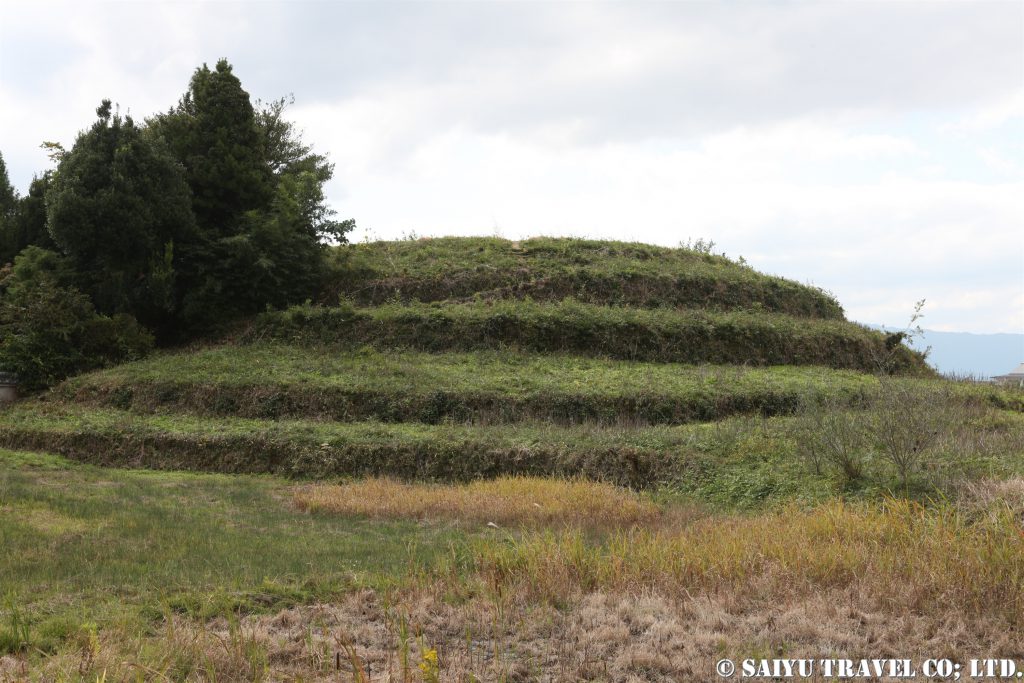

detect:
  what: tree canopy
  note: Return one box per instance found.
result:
[0,59,354,387]
[46,100,197,329]
[147,60,352,327]
[150,60,273,238]
[0,152,21,263]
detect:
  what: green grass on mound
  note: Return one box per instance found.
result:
[60,344,887,424]
[242,300,930,374]
[326,236,845,318]
[0,403,701,487]
[3,400,1022,506]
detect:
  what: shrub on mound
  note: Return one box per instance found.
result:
[0,248,152,391]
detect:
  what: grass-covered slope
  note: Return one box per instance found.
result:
[0,402,701,487]
[308,237,931,373]
[60,344,886,424]
[244,299,930,373]
[326,236,845,318]
[61,344,1021,426]
[3,399,1023,505]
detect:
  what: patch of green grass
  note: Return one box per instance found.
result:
[326,236,845,318]
[243,299,931,374]
[62,343,890,424]
[0,449,465,654]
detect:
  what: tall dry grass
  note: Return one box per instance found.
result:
[469,499,1024,620]
[294,476,662,530]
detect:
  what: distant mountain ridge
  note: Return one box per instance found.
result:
[866,325,1024,379]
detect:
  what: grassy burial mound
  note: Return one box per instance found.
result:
[325,236,846,318]
[0,235,987,496]
[0,236,979,491]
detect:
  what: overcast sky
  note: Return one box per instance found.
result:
[1,0,1022,333]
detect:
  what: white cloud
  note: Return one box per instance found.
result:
[940,91,1024,133]
[0,0,1021,333]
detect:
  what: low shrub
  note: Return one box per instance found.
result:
[792,398,869,481]
[0,248,152,391]
[870,380,952,487]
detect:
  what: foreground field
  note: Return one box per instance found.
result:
[2,451,1023,681]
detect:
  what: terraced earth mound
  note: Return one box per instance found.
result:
[3,237,1023,680]
[1,237,944,484]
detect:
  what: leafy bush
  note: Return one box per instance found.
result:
[0,248,152,391]
[870,380,950,487]
[793,382,966,487]
[792,398,868,481]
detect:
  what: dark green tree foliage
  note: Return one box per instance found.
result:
[0,243,76,288]
[0,247,153,391]
[46,101,196,329]
[152,60,273,236]
[1,173,58,265]
[258,96,355,245]
[0,152,19,263]
[150,62,354,326]
[0,60,354,389]
[0,153,16,217]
